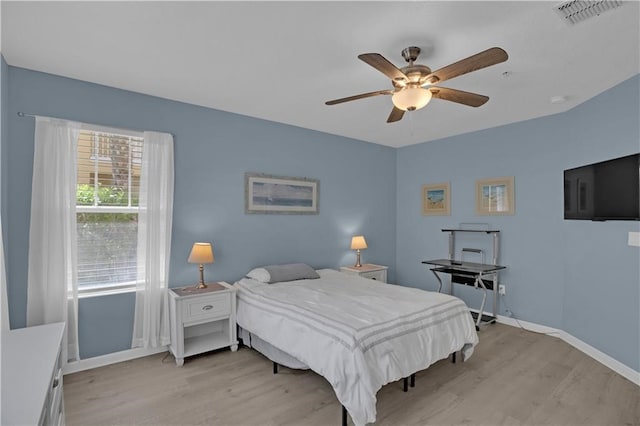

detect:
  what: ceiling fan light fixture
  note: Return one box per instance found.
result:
[392,87,432,111]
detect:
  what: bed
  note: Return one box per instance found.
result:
[235,265,478,426]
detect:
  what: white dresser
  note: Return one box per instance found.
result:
[1,322,66,426]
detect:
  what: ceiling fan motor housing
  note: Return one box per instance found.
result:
[392,64,433,88]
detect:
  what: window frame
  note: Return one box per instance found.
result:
[75,126,144,297]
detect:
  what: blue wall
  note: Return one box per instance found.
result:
[396,75,640,372]
[2,61,638,371]
[3,66,397,358]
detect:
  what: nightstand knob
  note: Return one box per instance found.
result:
[372,278,377,280]
[202,305,213,311]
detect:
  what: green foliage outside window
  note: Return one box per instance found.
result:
[76,184,138,223]
[76,183,138,206]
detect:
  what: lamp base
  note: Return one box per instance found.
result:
[354,250,362,268]
[195,264,208,288]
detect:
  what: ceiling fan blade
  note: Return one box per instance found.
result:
[430,86,489,107]
[325,89,393,106]
[424,47,508,85]
[387,107,405,123]
[358,53,408,83]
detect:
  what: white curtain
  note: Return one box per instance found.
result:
[132,131,174,348]
[26,117,80,363]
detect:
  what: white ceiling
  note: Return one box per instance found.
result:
[1,1,638,148]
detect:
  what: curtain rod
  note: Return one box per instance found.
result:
[16,112,174,137]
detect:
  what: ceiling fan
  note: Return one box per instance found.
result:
[325,46,508,123]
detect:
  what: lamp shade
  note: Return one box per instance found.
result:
[392,86,432,111]
[350,236,368,250]
[188,242,214,264]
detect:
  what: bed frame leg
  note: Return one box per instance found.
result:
[403,373,416,392]
[342,405,347,426]
[273,362,278,374]
[452,351,456,364]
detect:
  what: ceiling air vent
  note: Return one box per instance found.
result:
[554,0,623,25]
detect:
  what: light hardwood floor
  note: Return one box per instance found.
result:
[64,324,639,425]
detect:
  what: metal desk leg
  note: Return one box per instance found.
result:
[431,269,443,293]
[474,273,488,329]
[493,275,499,320]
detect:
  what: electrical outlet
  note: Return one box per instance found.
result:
[498,284,506,295]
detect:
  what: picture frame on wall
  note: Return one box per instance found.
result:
[475,176,515,215]
[422,182,451,216]
[245,173,319,214]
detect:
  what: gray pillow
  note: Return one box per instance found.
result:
[249,263,320,283]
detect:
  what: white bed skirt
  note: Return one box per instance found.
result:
[239,326,309,370]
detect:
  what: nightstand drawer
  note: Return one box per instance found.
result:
[359,270,386,281]
[183,293,230,322]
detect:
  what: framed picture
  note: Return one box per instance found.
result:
[245,173,319,214]
[422,182,451,216]
[475,176,515,215]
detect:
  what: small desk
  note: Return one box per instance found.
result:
[422,259,506,328]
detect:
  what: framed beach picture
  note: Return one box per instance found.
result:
[245,173,319,214]
[422,183,451,216]
[475,176,515,215]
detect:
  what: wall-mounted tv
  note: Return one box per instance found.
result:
[564,153,640,221]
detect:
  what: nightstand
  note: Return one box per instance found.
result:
[340,264,388,283]
[168,281,238,366]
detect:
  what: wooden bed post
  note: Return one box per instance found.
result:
[342,405,347,426]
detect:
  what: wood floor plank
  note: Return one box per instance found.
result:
[64,324,639,425]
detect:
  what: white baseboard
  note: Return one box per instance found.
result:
[63,345,168,375]
[495,314,640,387]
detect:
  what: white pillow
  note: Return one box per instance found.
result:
[246,267,271,283]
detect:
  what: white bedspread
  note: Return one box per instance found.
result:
[235,269,478,426]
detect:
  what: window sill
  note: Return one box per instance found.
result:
[78,285,136,299]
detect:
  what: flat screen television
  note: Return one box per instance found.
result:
[564,153,640,221]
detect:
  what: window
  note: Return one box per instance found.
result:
[76,130,143,293]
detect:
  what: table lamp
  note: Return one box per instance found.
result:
[188,242,215,288]
[350,235,367,268]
